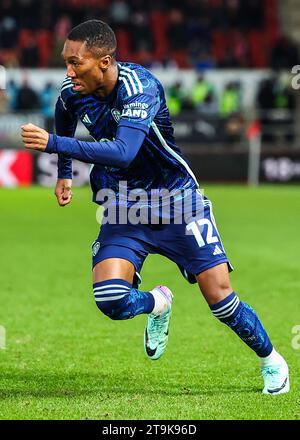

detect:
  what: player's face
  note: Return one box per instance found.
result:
[62,39,110,95]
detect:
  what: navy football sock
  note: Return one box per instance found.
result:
[93,279,154,320]
[210,292,273,357]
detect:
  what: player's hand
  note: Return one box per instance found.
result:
[21,123,49,151]
[55,179,73,207]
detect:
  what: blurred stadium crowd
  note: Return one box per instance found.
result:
[0,0,299,69]
[0,71,295,145]
[0,0,298,149]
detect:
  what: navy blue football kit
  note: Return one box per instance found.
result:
[46,62,231,284]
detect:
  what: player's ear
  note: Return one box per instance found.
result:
[99,55,111,71]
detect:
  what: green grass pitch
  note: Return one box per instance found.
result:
[0,184,300,420]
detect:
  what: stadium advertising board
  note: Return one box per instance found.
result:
[0,150,32,187]
[1,150,300,187]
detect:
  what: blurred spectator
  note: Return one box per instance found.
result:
[191,74,215,112]
[167,9,187,52]
[50,14,72,67]
[0,15,18,49]
[185,0,214,68]
[6,79,18,110]
[199,91,218,115]
[54,14,72,41]
[219,81,244,145]
[131,10,153,53]
[270,36,299,70]
[40,82,56,131]
[20,34,39,67]
[230,31,249,67]
[223,112,244,144]
[218,31,249,68]
[219,81,241,117]
[15,78,39,111]
[256,77,276,142]
[109,0,131,31]
[257,78,275,111]
[256,76,296,143]
[167,81,184,116]
[273,79,296,143]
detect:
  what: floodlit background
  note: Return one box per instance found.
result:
[0,0,300,420]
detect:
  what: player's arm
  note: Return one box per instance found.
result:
[21,123,147,168]
[22,86,160,168]
[54,97,78,206]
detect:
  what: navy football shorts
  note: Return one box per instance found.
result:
[92,192,233,286]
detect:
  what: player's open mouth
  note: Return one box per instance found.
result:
[72,83,84,91]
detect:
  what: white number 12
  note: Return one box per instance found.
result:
[186,219,219,248]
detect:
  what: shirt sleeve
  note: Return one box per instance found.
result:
[117,91,161,135]
[45,124,146,169]
[47,73,160,169]
[55,96,78,179]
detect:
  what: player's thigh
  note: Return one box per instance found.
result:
[93,258,135,284]
[91,235,148,285]
[158,195,232,286]
[196,262,233,306]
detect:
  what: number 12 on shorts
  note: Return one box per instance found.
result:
[186,219,219,248]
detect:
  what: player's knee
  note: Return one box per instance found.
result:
[93,280,133,320]
[197,264,232,303]
[215,281,232,299]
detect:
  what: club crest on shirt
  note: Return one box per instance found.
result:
[92,241,100,257]
[111,108,121,122]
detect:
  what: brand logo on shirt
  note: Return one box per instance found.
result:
[121,108,148,119]
[111,108,121,122]
[82,114,92,125]
[123,102,149,110]
[213,245,223,255]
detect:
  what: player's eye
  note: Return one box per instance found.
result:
[66,60,79,68]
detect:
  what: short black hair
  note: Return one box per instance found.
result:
[67,20,117,58]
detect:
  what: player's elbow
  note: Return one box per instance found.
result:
[117,155,133,169]
[117,146,135,168]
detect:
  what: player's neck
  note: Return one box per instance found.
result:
[95,64,118,99]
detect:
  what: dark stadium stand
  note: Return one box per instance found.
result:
[0,0,290,69]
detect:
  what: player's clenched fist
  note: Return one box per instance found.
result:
[55,178,73,207]
[21,123,49,151]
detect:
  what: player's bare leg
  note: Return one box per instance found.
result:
[93,258,173,360]
[196,263,232,305]
[196,263,289,395]
[93,258,135,284]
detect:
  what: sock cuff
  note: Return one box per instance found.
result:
[210,292,241,321]
[93,279,132,289]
